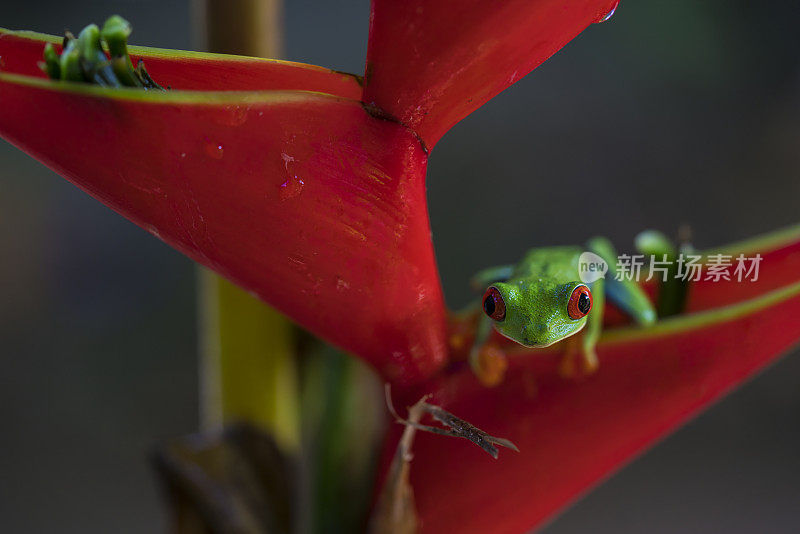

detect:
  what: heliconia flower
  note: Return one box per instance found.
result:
[0,0,619,384]
[2,2,799,532]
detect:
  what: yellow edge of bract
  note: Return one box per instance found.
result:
[0,27,360,79]
[0,70,361,106]
[703,222,800,256]
[600,280,800,345]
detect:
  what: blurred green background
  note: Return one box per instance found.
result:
[1,1,799,532]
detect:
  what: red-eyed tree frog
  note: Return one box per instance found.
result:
[469,236,657,386]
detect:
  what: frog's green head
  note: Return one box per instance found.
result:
[482,280,593,347]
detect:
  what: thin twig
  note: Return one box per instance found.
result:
[386,384,519,459]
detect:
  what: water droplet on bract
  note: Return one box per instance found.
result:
[336,277,350,291]
[226,105,248,126]
[203,141,224,160]
[595,1,619,22]
[279,175,305,200]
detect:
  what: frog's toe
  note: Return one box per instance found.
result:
[637,308,657,326]
[558,352,578,378]
[580,347,599,374]
[474,344,508,387]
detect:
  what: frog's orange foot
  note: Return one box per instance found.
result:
[558,352,578,379]
[580,348,599,375]
[558,340,599,379]
[474,344,508,387]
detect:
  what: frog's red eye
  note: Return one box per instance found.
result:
[482,286,506,321]
[567,285,592,319]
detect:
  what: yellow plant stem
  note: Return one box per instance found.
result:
[198,269,299,450]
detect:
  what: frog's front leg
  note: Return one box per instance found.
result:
[468,314,508,386]
[559,277,605,377]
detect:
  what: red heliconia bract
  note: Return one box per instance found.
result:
[2,2,800,532]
